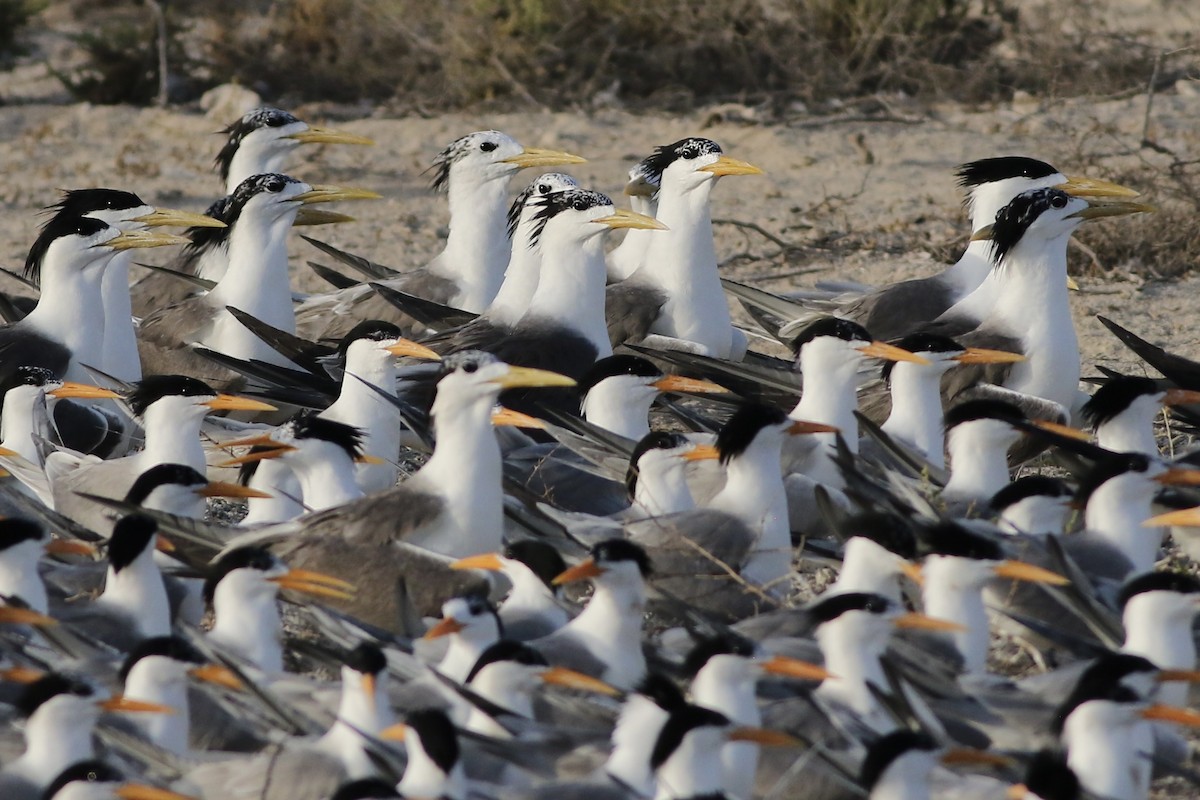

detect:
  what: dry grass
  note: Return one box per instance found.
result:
[41,0,1173,111]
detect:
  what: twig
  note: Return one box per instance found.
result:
[712,219,796,250]
[144,0,169,107]
[487,54,546,111]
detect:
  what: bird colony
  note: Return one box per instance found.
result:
[0,103,1197,800]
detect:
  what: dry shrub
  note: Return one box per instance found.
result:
[0,0,46,66]
[1071,159,1200,280]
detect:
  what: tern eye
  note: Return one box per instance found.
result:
[462,362,479,374]
[573,198,590,211]
[266,177,286,192]
[538,183,550,194]
[1051,194,1067,209]
[479,141,498,153]
[681,145,699,160]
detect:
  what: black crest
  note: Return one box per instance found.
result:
[24,214,108,284]
[185,195,236,253]
[880,332,963,382]
[405,707,460,774]
[44,760,124,798]
[789,316,872,353]
[338,320,404,355]
[592,538,652,577]
[860,730,937,791]
[107,514,159,573]
[682,634,756,677]
[504,540,567,589]
[955,157,1057,189]
[119,635,205,683]
[288,411,365,462]
[1080,377,1162,430]
[635,672,686,711]
[844,512,918,560]
[203,546,278,605]
[0,517,46,552]
[126,375,218,417]
[716,403,787,465]
[1118,570,1200,609]
[12,365,57,388]
[16,672,94,717]
[807,592,891,624]
[987,188,1071,266]
[47,188,146,218]
[578,354,662,395]
[528,188,614,247]
[466,640,549,684]
[427,130,505,192]
[1051,653,1157,733]
[942,398,1025,431]
[507,173,579,240]
[1022,749,1080,800]
[331,778,401,800]
[626,431,690,499]
[650,704,730,770]
[633,138,722,184]
[344,642,388,676]
[215,107,301,181]
[124,463,207,505]
[917,521,1004,561]
[1073,452,1153,507]
[989,475,1072,512]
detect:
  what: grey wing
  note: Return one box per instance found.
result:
[294,270,460,341]
[182,745,345,800]
[605,280,666,347]
[51,458,136,535]
[136,298,244,390]
[533,629,611,679]
[939,327,1022,403]
[849,275,958,341]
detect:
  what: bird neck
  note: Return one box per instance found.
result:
[1085,478,1160,574]
[834,538,904,604]
[209,584,284,674]
[20,707,95,782]
[654,728,726,800]
[442,176,512,312]
[501,563,559,617]
[138,405,207,474]
[637,183,732,356]
[24,266,107,372]
[401,753,466,800]
[439,626,498,683]
[692,662,759,726]
[324,355,401,485]
[100,552,171,638]
[998,498,1068,537]
[0,387,48,466]
[606,194,657,282]
[289,447,365,510]
[525,230,613,358]
[816,617,889,718]
[921,556,989,674]
[987,233,1078,404]
[869,759,933,800]
[0,544,48,614]
[881,364,949,470]
[792,345,862,453]
[942,240,997,298]
[318,674,392,778]
[469,665,535,722]
[124,664,189,755]
[568,579,646,687]
[1097,416,1159,457]
[942,425,1012,505]
[485,216,543,326]
[633,461,695,517]
[242,461,304,524]
[606,694,668,795]
[99,251,142,382]
[582,381,654,441]
[1123,594,1197,665]
[211,213,297,334]
[412,395,503,558]
[1064,703,1142,800]
[709,438,790,588]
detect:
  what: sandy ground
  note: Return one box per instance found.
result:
[1,86,1199,380]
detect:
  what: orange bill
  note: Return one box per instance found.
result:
[552,557,605,586]
[491,407,547,429]
[857,341,931,365]
[787,419,839,435]
[683,443,721,462]
[99,695,177,714]
[385,339,441,360]
[726,726,801,746]
[953,348,1026,365]
[48,382,120,399]
[45,538,97,557]
[892,611,966,633]
[189,663,244,690]
[203,394,277,412]
[451,553,505,572]
[759,655,832,681]
[541,666,621,696]
[652,375,729,394]
[991,560,1070,585]
[422,616,466,640]
[196,481,273,499]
